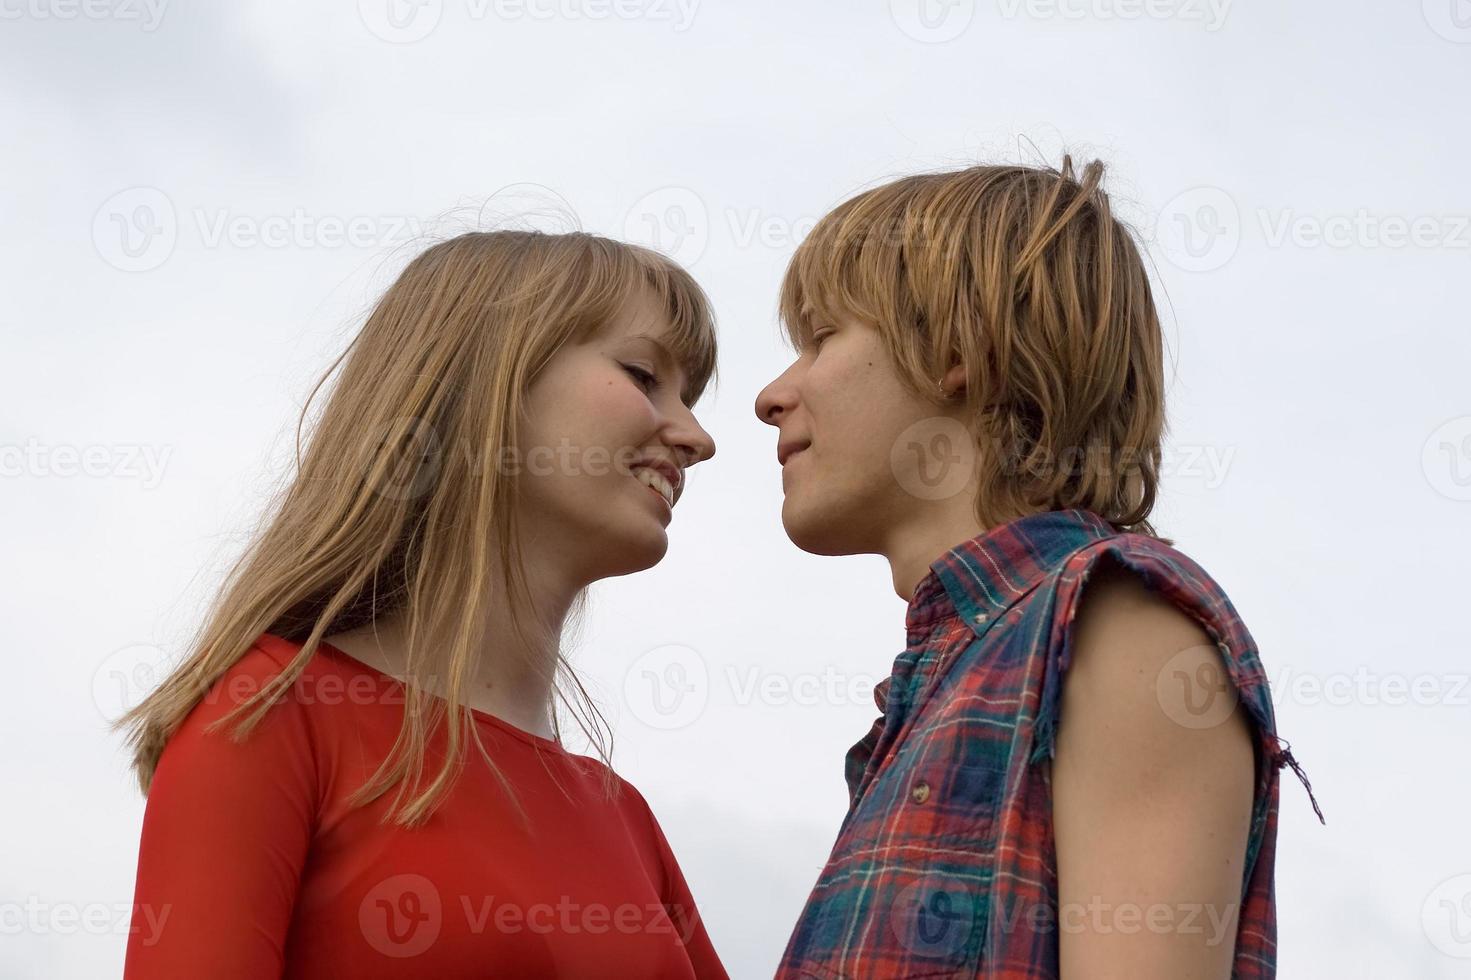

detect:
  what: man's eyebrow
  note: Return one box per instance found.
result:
[794,303,825,342]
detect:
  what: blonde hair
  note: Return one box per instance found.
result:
[780,155,1167,537]
[113,229,718,827]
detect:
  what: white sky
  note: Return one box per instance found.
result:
[3,1,1469,976]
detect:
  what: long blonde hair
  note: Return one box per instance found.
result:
[780,155,1167,537]
[113,230,718,827]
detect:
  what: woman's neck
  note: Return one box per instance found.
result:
[322,580,575,741]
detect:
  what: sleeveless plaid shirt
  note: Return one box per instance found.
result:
[776,508,1321,979]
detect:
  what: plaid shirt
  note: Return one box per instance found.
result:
[776,508,1321,979]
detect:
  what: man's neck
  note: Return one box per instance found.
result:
[884,511,988,602]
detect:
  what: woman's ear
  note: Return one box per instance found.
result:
[940,362,968,397]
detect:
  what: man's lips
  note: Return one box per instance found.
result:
[777,441,810,466]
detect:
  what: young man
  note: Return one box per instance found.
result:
[754,158,1320,979]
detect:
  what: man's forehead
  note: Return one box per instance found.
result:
[798,298,848,324]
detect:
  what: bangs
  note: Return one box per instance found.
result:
[779,181,932,352]
[564,237,717,407]
[627,245,719,407]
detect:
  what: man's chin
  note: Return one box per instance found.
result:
[781,500,862,557]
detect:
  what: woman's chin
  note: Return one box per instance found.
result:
[596,522,671,579]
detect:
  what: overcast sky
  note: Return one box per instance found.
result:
[3,1,1469,976]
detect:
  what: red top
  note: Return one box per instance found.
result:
[124,633,727,979]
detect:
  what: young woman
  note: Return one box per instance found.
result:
[116,230,729,978]
[755,157,1321,978]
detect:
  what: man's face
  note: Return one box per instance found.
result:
[754,313,975,557]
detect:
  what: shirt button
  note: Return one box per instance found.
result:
[911,780,931,804]
[975,612,988,623]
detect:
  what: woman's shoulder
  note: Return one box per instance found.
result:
[558,751,649,805]
[558,754,671,839]
[148,635,327,806]
[173,632,370,747]
[186,634,310,720]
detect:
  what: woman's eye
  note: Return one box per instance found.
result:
[811,329,833,350]
[621,363,659,391]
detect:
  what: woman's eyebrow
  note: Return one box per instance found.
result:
[624,333,694,405]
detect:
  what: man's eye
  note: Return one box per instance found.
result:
[621,363,659,391]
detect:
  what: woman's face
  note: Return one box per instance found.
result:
[515,290,716,583]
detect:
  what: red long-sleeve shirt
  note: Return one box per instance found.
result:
[124,633,727,979]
